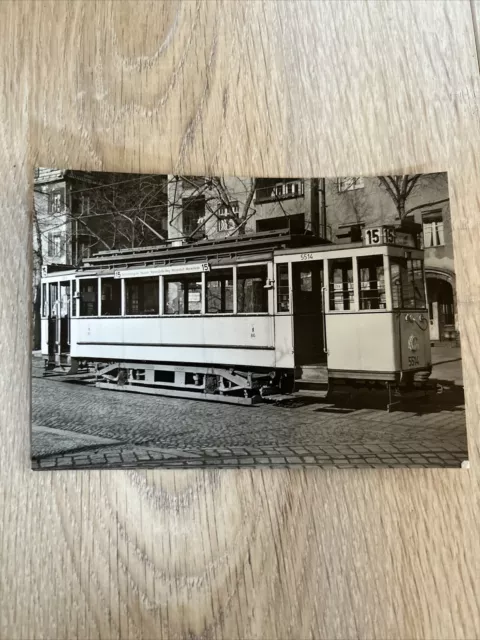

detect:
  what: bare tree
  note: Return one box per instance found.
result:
[378,174,449,219]
[68,171,169,256]
[207,177,257,236]
[166,176,257,240]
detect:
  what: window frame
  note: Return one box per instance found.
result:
[78,277,99,317]
[389,256,427,311]
[216,202,239,233]
[327,256,356,312]
[356,254,388,311]
[100,277,123,317]
[236,262,270,315]
[422,210,445,248]
[125,276,160,317]
[205,266,235,315]
[275,262,291,314]
[164,273,204,316]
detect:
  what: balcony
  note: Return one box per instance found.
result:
[254,180,305,204]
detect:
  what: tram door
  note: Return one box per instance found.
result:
[47,281,71,364]
[292,261,326,365]
[47,283,58,361]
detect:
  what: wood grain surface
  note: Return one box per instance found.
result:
[1,1,480,638]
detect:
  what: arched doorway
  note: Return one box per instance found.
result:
[426,274,455,342]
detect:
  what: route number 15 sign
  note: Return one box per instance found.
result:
[363,226,396,246]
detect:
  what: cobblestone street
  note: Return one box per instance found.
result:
[31,348,468,470]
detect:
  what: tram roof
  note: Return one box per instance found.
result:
[80,230,331,269]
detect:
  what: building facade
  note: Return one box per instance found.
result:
[32,169,169,348]
[166,175,329,241]
[165,173,455,343]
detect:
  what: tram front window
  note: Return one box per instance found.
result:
[329,258,354,311]
[357,256,386,310]
[390,257,426,309]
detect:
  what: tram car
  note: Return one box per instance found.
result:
[40,224,433,410]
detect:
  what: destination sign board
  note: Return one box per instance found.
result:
[362,226,416,248]
[114,263,210,279]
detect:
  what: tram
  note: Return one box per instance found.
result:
[40,224,433,410]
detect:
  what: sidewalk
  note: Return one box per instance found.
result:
[430,345,463,386]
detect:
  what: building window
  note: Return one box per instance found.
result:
[79,278,98,316]
[217,202,239,232]
[126,277,159,315]
[271,180,303,199]
[182,197,205,236]
[422,212,444,247]
[357,256,386,310]
[337,177,364,193]
[237,264,268,313]
[390,258,426,310]
[165,275,202,315]
[49,190,64,214]
[276,264,290,312]
[206,269,234,313]
[47,233,64,258]
[255,179,304,203]
[101,278,122,316]
[329,258,354,311]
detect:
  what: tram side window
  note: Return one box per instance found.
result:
[276,264,290,312]
[357,256,386,310]
[79,278,98,316]
[101,278,122,316]
[390,257,426,309]
[206,269,233,313]
[71,281,77,317]
[329,258,354,311]
[126,277,159,315]
[237,264,268,313]
[165,275,202,315]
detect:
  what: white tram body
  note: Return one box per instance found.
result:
[40,227,432,407]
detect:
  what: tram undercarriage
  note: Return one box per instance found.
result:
[49,357,440,411]
[90,360,294,406]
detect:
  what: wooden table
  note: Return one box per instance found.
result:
[1,2,479,638]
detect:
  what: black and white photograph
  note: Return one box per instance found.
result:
[31,170,467,470]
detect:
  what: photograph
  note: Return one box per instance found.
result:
[31,170,467,470]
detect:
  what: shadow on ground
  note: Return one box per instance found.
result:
[277,381,465,416]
